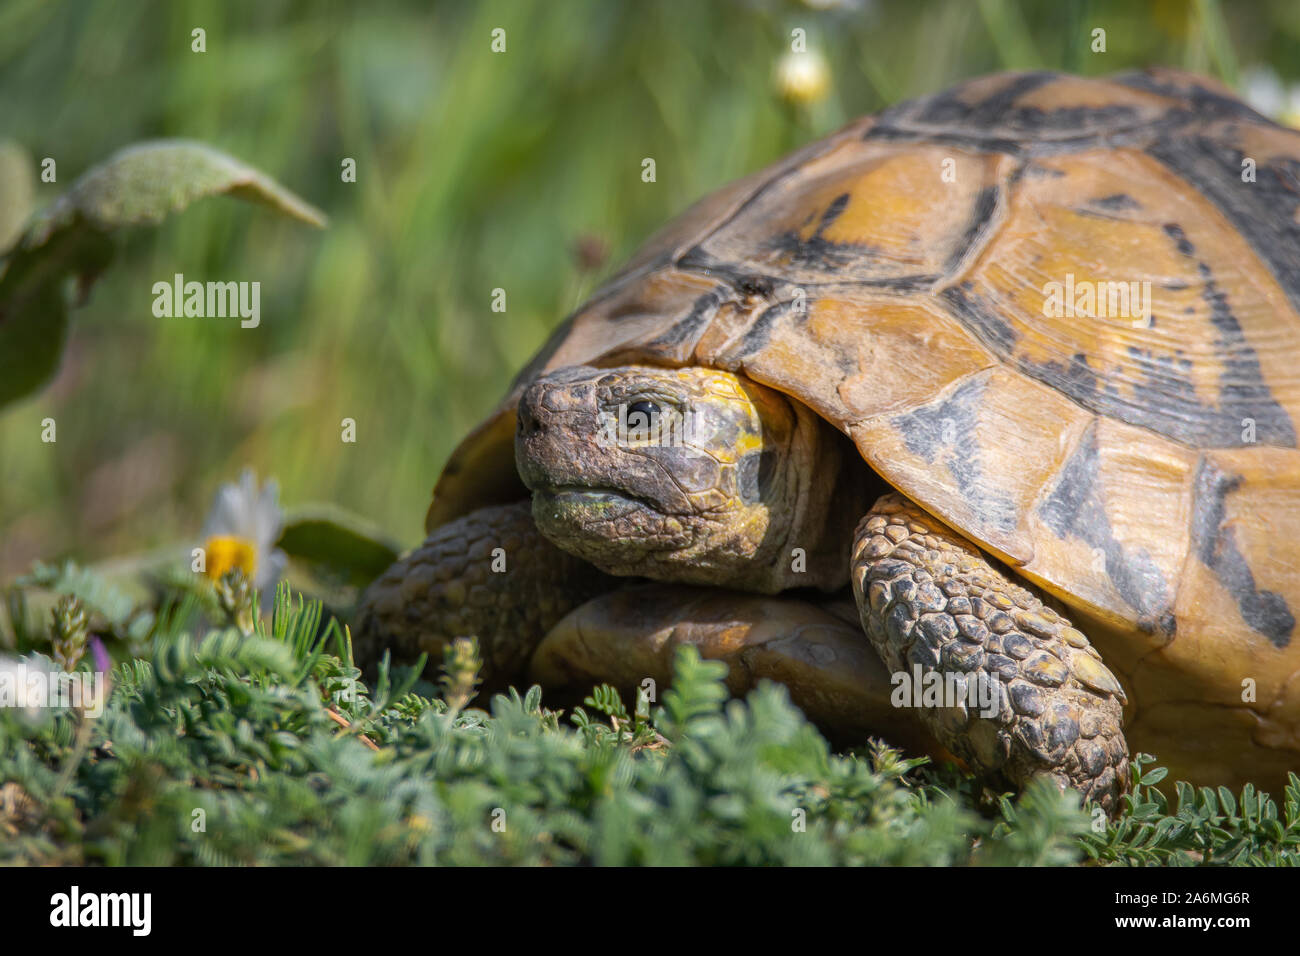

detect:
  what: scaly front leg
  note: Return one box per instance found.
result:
[851,493,1130,813]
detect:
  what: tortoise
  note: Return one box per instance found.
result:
[356,69,1300,811]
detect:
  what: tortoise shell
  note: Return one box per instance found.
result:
[429,69,1300,782]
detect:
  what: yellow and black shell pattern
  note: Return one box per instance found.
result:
[430,70,1300,784]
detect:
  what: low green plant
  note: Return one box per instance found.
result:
[2,578,1298,866]
[1083,756,1300,866]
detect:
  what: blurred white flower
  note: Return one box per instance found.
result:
[200,468,287,595]
[776,48,831,106]
[1241,65,1300,128]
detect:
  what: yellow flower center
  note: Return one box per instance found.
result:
[204,535,257,583]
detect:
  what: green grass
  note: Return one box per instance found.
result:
[3,577,1298,866]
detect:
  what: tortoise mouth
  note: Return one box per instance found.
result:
[532,485,657,517]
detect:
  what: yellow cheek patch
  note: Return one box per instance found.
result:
[204,535,257,583]
[734,430,764,456]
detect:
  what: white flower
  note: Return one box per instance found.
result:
[199,468,287,595]
[775,49,831,106]
[1241,65,1300,128]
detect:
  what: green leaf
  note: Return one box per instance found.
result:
[1241,783,1258,822]
[1140,765,1169,787]
[276,507,401,588]
[0,141,35,253]
[656,644,729,739]
[28,139,326,238]
[0,278,70,409]
[0,139,325,411]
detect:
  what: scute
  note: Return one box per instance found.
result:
[1147,117,1300,322]
[429,69,1300,780]
[687,142,1014,286]
[1025,416,1195,646]
[1182,447,1300,651]
[943,147,1300,450]
[851,365,1093,567]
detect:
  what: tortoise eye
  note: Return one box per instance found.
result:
[626,400,660,428]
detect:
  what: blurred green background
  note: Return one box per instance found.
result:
[2,0,1299,580]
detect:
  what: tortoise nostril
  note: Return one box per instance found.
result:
[517,391,548,437]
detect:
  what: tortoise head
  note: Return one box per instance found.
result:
[515,364,871,592]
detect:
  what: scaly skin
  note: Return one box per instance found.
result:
[516,365,870,593]
[851,493,1129,813]
[354,501,613,690]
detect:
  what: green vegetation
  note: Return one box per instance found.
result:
[3,576,1297,865]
